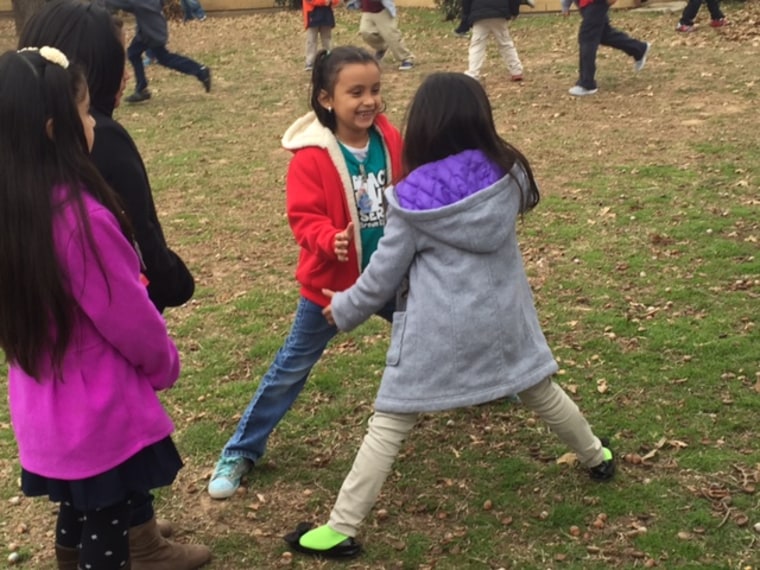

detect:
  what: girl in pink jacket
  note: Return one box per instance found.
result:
[0,47,191,569]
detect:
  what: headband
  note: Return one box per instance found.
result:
[18,46,70,69]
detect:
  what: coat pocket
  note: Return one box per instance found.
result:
[386,311,406,366]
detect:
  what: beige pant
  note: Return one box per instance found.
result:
[466,18,523,78]
[359,10,413,63]
[328,376,604,536]
[305,27,332,67]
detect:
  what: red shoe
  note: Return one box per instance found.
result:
[710,18,729,28]
[511,74,523,82]
[675,23,696,32]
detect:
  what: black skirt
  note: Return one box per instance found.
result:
[21,436,183,512]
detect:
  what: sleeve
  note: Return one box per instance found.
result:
[286,152,343,262]
[331,201,415,331]
[381,0,397,18]
[91,127,194,312]
[63,207,180,391]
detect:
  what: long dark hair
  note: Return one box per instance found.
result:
[309,46,382,132]
[19,0,126,117]
[0,49,131,378]
[403,72,540,212]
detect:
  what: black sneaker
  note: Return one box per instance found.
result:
[198,66,212,93]
[124,89,151,104]
[589,438,615,482]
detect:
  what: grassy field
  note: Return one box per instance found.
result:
[0,2,758,568]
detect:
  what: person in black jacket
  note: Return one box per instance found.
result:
[464,0,524,81]
[22,0,197,315]
[20,3,208,568]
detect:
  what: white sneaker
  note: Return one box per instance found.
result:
[568,85,598,96]
[525,0,536,7]
[634,42,651,73]
[207,456,253,499]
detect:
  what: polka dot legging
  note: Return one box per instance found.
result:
[56,500,130,569]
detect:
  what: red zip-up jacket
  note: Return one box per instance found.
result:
[281,112,403,307]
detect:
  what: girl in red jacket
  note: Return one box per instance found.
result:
[303,0,340,71]
[207,46,403,500]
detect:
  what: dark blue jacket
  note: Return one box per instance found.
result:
[104,0,169,48]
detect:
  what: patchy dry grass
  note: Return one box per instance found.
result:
[1,2,759,569]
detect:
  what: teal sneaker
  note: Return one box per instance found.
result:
[207,456,252,499]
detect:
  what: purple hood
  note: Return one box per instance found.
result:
[395,149,504,211]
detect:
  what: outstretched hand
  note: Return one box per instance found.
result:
[322,289,336,325]
[334,222,354,262]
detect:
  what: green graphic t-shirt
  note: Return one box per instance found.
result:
[339,129,387,270]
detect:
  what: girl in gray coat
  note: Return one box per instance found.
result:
[286,72,615,558]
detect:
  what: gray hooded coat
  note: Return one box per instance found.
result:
[331,150,558,413]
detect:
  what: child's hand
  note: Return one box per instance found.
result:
[322,289,336,325]
[334,222,354,262]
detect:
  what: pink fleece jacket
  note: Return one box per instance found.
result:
[8,186,179,480]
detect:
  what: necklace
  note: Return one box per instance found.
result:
[338,132,370,148]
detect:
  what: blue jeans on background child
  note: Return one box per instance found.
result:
[127,38,204,92]
[181,0,206,21]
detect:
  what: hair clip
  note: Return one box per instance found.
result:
[17,46,70,69]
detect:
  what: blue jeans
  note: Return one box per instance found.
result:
[181,0,206,21]
[221,297,393,462]
[127,37,203,92]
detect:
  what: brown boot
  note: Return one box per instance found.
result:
[55,544,79,570]
[129,517,211,570]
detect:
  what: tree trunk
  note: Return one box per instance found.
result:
[12,0,46,37]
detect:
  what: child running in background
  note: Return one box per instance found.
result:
[0,47,193,569]
[303,0,340,71]
[464,0,524,82]
[207,46,403,500]
[562,0,650,96]
[285,72,615,559]
[101,0,212,103]
[350,0,415,70]
[675,0,728,32]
